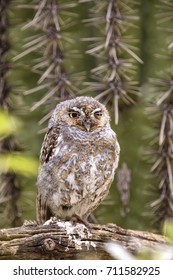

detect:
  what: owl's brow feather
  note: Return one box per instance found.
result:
[70,107,82,112]
[92,108,102,113]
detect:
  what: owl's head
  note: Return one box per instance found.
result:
[51,96,110,132]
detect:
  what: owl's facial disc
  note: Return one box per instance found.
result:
[68,106,105,132]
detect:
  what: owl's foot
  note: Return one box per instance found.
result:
[71,215,91,229]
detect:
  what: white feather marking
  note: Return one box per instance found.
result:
[54,135,63,156]
[66,173,78,190]
[80,162,86,171]
[88,156,98,191]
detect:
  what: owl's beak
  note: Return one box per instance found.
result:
[84,122,91,132]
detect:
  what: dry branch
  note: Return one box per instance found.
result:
[0,221,166,260]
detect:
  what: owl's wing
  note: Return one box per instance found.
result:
[37,126,60,223]
[40,126,60,164]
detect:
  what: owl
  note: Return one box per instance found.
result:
[37,96,120,224]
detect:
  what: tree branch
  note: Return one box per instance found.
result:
[0,221,166,260]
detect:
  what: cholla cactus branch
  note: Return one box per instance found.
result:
[157,1,173,49]
[82,0,141,124]
[149,76,173,224]
[0,0,22,227]
[147,0,173,226]
[0,0,11,109]
[15,0,81,115]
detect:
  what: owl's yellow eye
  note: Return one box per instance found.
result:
[69,111,80,118]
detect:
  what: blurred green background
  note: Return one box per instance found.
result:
[0,0,172,232]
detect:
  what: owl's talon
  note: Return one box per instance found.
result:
[70,215,90,228]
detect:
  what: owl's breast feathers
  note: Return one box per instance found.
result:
[39,125,119,192]
[37,124,120,221]
[40,125,119,165]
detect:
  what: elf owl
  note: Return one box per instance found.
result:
[37,96,120,224]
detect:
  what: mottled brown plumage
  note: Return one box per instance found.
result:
[37,96,120,224]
